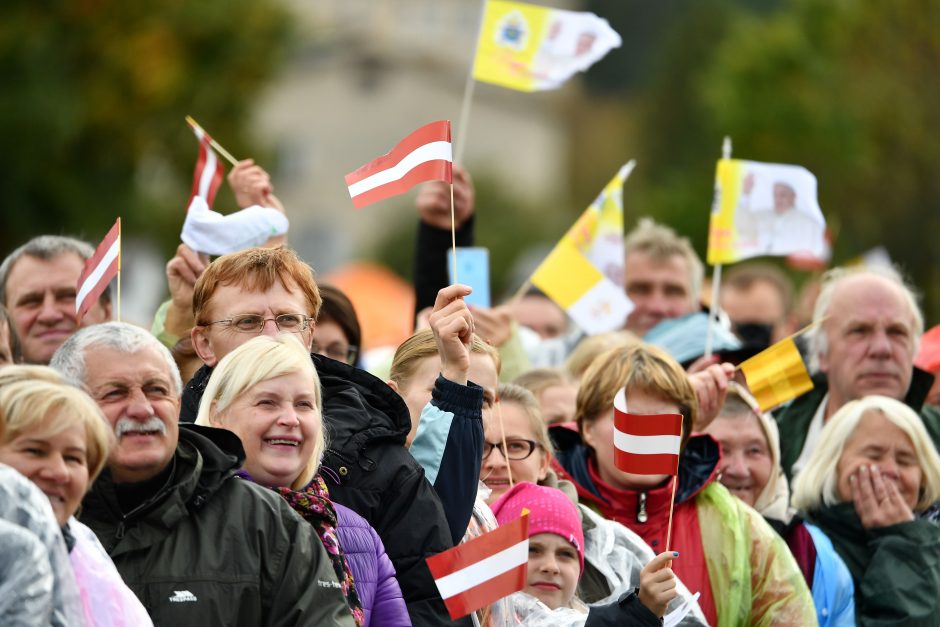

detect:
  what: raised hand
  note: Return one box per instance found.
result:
[639,551,680,618]
[689,362,735,430]
[416,165,475,230]
[428,284,474,385]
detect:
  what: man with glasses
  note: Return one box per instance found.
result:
[181,245,464,627]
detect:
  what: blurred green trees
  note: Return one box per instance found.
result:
[0,1,293,255]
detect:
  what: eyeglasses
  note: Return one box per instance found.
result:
[482,439,540,461]
[312,342,359,364]
[203,313,312,334]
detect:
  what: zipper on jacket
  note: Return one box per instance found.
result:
[636,492,648,523]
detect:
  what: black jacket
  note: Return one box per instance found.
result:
[80,425,354,627]
[181,354,467,626]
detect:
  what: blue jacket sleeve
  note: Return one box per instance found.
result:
[409,375,483,545]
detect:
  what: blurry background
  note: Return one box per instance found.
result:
[2,0,938,325]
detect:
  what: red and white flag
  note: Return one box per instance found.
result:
[345,120,452,209]
[188,123,225,208]
[427,512,529,620]
[76,218,120,321]
[613,388,682,475]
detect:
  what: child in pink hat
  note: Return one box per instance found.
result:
[491,482,679,624]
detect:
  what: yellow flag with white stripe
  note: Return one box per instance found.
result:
[739,337,814,411]
[473,0,621,92]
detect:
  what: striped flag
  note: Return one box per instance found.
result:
[76,218,120,321]
[613,388,682,475]
[739,336,814,412]
[345,121,452,209]
[427,512,529,620]
[188,123,225,208]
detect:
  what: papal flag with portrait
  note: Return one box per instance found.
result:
[472,0,621,92]
[707,159,827,265]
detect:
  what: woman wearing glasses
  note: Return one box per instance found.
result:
[311,285,361,366]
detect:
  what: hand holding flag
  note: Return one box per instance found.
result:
[345,121,453,209]
[77,219,121,322]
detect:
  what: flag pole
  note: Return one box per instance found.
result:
[454,0,488,165]
[116,217,122,323]
[495,399,514,488]
[704,136,732,359]
[450,182,459,285]
[185,116,239,167]
[664,420,683,552]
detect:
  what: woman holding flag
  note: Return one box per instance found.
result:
[551,343,816,626]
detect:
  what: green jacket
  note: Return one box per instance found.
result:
[807,503,940,626]
[80,425,355,627]
[776,368,940,481]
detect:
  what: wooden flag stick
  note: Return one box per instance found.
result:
[454,0,488,165]
[185,115,239,167]
[495,399,514,488]
[704,136,733,359]
[507,279,532,309]
[664,474,679,552]
[450,182,458,285]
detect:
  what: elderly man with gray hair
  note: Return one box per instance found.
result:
[50,321,355,626]
[0,235,112,365]
[777,265,940,481]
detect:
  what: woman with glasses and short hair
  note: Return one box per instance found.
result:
[312,285,361,366]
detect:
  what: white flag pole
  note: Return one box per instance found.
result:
[704,136,732,359]
[454,0,488,166]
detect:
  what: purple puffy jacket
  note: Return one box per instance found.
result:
[335,503,412,627]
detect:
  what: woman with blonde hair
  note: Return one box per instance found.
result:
[0,374,151,626]
[792,395,940,624]
[196,334,409,626]
[551,343,816,626]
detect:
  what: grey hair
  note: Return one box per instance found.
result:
[0,235,110,305]
[50,322,182,395]
[807,265,923,372]
[624,218,705,307]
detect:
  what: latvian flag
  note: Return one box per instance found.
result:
[345,120,452,209]
[613,388,682,475]
[426,512,529,620]
[76,218,120,321]
[188,122,225,208]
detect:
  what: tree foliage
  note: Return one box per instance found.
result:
[0,1,293,255]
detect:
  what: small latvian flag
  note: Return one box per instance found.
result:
[76,218,120,322]
[426,512,529,620]
[345,120,452,209]
[613,388,682,475]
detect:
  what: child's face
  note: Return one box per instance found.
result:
[524,532,580,610]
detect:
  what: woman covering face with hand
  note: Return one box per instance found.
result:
[0,369,152,627]
[792,395,940,625]
[196,334,410,627]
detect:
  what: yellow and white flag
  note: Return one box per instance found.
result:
[530,163,634,334]
[473,0,621,92]
[739,337,814,412]
[707,159,827,265]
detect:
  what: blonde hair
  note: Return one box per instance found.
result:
[195,335,324,490]
[0,379,112,483]
[576,343,697,454]
[0,364,66,387]
[497,383,554,458]
[389,328,501,389]
[624,218,704,306]
[513,368,573,401]
[565,331,639,380]
[791,395,940,512]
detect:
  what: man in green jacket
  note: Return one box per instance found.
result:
[51,322,355,627]
[777,266,940,481]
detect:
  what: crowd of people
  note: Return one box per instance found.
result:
[1,159,939,627]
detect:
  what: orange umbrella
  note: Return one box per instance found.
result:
[322,262,415,351]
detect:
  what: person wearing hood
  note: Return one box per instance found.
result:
[705,383,855,626]
[551,343,817,626]
[792,395,940,625]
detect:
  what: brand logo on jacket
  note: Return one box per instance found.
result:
[169,590,198,603]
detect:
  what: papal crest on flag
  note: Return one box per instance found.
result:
[427,512,529,620]
[473,0,621,92]
[530,163,634,335]
[187,123,225,209]
[76,218,120,321]
[345,121,452,209]
[613,388,682,476]
[707,159,827,265]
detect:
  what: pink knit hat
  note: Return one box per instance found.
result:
[490,482,584,574]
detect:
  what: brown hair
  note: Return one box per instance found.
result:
[576,343,697,454]
[513,368,573,400]
[565,331,639,380]
[497,383,554,458]
[192,246,321,325]
[390,328,501,389]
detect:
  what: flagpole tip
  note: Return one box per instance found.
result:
[722,136,732,159]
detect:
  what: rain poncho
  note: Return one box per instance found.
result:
[0,519,53,626]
